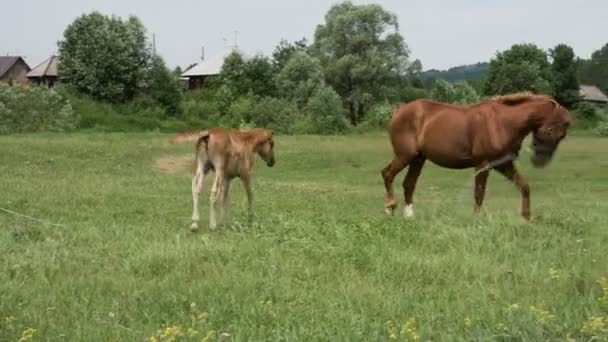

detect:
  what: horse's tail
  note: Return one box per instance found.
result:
[168,130,207,145]
[194,131,215,174]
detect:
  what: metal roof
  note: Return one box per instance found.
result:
[0,56,28,78]
[27,55,58,78]
[181,48,243,77]
[580,84,608,103]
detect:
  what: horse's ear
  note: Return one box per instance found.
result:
[267,130,274,139]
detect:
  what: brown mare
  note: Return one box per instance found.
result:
[170,128,275,230]
[381,93,574,221]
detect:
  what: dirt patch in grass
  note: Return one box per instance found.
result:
[154,155,193,175]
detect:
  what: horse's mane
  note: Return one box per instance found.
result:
[491,92,557,106]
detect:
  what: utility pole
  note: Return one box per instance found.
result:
[233,30,239,48]
[152,33,157,56]
[201,46,205,61]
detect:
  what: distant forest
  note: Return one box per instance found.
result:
[421,62,490,83]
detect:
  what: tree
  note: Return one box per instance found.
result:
[272,38,308,73]
[312,1,409,125]
[146,55,183,115]
[58,12,150,103]
[550,44,580,107]
[483,43,553,96]
[220,52,276,98]
[275,51,324,107]
[431,80,480,104]
[578,43,608,94]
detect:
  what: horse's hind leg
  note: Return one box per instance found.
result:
[473,168,490,213]
[495,162,530,221]
[402,155,426,218]
[381,157,408,215]
[190,158,205,231]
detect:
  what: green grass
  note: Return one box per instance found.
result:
[1,132,607,341]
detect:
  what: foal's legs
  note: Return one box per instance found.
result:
[190,159,205,231]
[495,162,530,221]
[241,175,254,221]
[220,177,232,225]
[402,156,426,218]
[209,171,224,230]
[473,167,490,213]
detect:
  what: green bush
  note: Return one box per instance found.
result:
[594,122,608,137]
[359,101,395,130]
[304,84,349,134]
[431,80,480,105]
[0,84,78,134]
[249,97,302,134]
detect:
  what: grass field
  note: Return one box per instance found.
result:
[1,132,607,341]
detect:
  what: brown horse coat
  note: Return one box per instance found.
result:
[382,94,573,220]
[170,128,275,230]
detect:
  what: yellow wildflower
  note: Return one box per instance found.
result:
[201,330,216,342]
[159,325,182,341]
[18,327,36,342]
[530,306,554,324]
[464,317,472,327]
[400,318,420,342]
[581,316,608,337]
[549,268,560,280]
[188,328,199,337]
[598,276,608,305]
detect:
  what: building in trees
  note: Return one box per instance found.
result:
[0,56,31,85]
[182,48,240,90]
[579,84,608,105]
[27,55,59,88]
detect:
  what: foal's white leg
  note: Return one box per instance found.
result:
[220,178,231,225]
[209,172,223,230]
[190,160,205,231]
[241,176,254,220]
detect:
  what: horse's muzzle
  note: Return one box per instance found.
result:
[267,158,275,167]
[531,140,556,168]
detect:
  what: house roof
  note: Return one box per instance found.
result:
[182,48,243,77]
[579,84,608,103]
[0,56,29,78]
[27,55,58,78]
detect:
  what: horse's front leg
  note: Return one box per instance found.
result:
[381,157,407,215]
[495,162,530,221]
[241,175,254,221]
[473,166,490,213]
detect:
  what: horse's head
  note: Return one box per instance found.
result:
[255,130,276,167]
[531,101,573,168]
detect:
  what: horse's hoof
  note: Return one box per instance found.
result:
[190,222,199,232]
[403,204,414,219]
[384,207,394,216]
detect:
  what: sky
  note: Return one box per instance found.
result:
[2,0,606,71]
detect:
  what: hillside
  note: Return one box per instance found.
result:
[421,62,489,82]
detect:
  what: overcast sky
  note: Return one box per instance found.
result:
[2,0,606,71]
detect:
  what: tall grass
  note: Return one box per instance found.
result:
[0,133,607,341]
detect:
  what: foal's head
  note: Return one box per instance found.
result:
[254,129,276,167]
[530,99,574,168]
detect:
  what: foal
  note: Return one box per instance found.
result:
[381,93,573,221]
[171,128,275,230]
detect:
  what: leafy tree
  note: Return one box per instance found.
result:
[146,55,183,115]
[173,66,183,78]
[431,80,480,104]
[275,51,324,107]
[304,84,348,134]
[483,43,553,96]
[220,52,276,98]
[578,43,608,94]
[58,12,150,103]
[406,59,424,88]
[312,1,409,125]
[550,44,580,107]
[244,55,276,97]
[272,38,308,73]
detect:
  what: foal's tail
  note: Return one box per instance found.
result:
[193,131,215,174]
[168,130,207,145]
